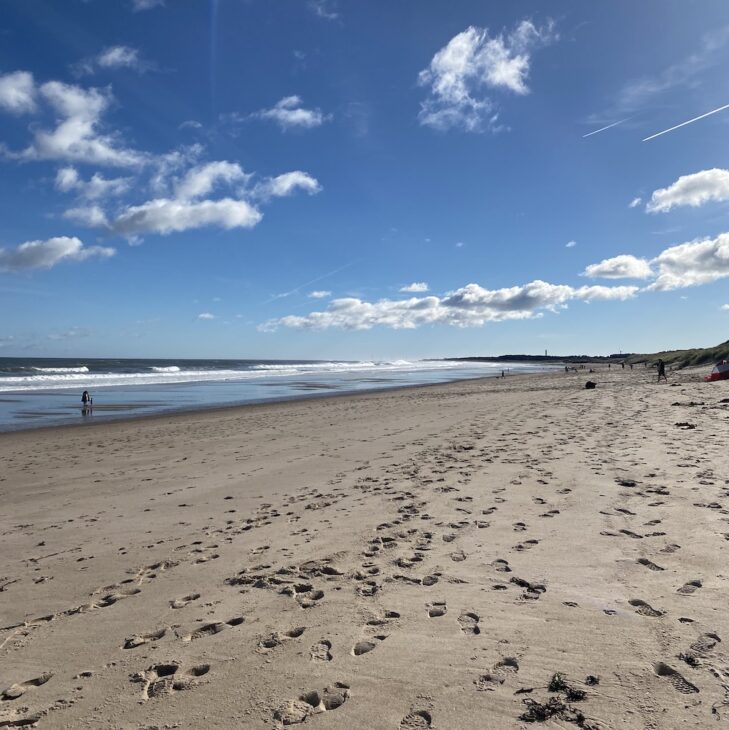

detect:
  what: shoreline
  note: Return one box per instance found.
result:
[0,368,544,437]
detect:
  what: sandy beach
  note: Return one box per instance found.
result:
[1,367,728,729]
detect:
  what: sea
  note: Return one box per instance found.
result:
[0,357,557,432]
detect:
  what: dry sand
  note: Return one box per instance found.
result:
[1,367,729,729]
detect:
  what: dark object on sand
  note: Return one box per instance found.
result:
[585,381,596,390]
[675,422,696,429]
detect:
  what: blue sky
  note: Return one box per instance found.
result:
[1,0,729,360]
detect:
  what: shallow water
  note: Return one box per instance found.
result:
[0,357,556,431]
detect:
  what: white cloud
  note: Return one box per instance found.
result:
[649,232,729,290]
[132,0,164,10]
[64,205,110,227]
[629,197,642,208]
[15,79,146,167]
[55,166,131,199]
[400,282,429,292]
[175,161,248,200]
[254,170,322,200]
[256,96,330,130]
[97,46,141,70]
[179,119,203,130]
[308,290,331,298]
[721,304,729,311]
[260,279,637,331]
[110,197,263,237]
[418,20,556,132]
[565,240,577,248]
[582,254,654,280]
[0,236,114,272]
[646,168,729,213]
[197,312,215,320]
[308,0,338,20]
[0,71,36,114]
[74,46,146,76]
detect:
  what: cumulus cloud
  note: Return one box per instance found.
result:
[255,96,330,130]
[74,46,147,76]
[197,312,215,320]
[582,232,729,291]
[0,236,114,272]
[55,166,131,199]
[721,304,729,311]
[175,161,248,200]
[400,282,429,292]
[309,290,331,298]
[418,20,556,132]
[0,71,37,114]
[260,279,637,331]
[565,240,577,248]
[649,233,729,290]
[9,78,147,167]
[109,197,262,237]
[646,168,729,213]
[582,254,654,280]
[253,171,322,200]
[629,197,642,208]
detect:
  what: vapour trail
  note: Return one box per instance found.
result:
[582,118,630,138]
[265,259,361,304]
[643,103,729,141]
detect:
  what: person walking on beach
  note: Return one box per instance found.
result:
[657,359,667,383]
[81,390,93,414]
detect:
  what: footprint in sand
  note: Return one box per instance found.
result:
[426,601,447,618]
[310,640,333,662]
[690,632,721,654]
[653,662,699,694]
[400,710,432,729]
[133,662,210,699]
[258,629,304,653]
[677,579,702,595]
[352,635,387,656]
[457,612,480,635]
[182,616,244,642]
[1,673,52,701]
[169,592,200,609]
[637,558,664,571]
[629,599,664,618]
[96,586,141,608]
[274,683,350,726]
[123,627,167,649]
[475,657,519,690]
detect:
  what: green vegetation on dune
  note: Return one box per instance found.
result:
[626,340,729,368]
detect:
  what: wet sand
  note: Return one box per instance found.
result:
[1,367,728,728]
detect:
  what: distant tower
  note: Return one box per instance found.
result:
[545,349,548,357]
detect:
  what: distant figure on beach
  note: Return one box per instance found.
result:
[657,359,667,383]
[81,390,93,415]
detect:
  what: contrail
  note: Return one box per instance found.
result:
[643,102,729,141]
[265,259,361,304]
[582,118,630,138]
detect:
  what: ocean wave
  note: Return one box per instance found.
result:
[31,366,89,373]
[0,359,514,393]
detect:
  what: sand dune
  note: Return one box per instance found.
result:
[1,367,728,728]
